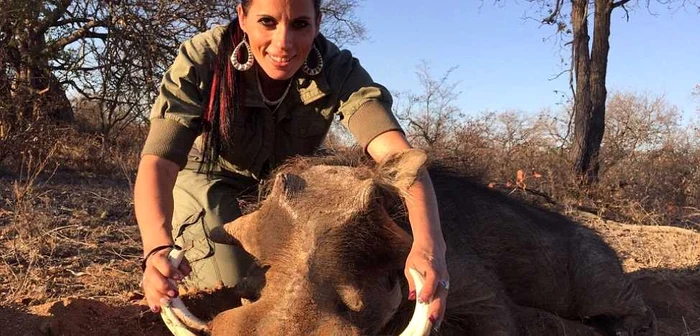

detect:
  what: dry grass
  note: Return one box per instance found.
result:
[0,174,142,306]
[0,121,145,307]
[573,210,700,273]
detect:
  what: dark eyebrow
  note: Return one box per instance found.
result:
[255,14,312,21]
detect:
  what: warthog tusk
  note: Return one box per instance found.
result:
[168,297,209,333]
[161,297,197,336]
[161,248,210,335]
[399,268,433,336]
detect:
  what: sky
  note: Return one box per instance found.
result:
[347,0,700,120]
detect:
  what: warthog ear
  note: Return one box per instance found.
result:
[271,173,306,199]
[375,149,428,191]
[210,212,262,257]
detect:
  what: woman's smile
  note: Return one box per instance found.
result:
[268,53,295,68]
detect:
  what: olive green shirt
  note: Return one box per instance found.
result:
[142,25,402,178]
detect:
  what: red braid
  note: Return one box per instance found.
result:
[220,53,234,141]
[199,21,247,176]
[203,64,219,133]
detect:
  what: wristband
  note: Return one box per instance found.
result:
[141,244,179,271]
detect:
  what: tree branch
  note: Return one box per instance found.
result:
[612,0,632,9]
[543,0,565,24]
[50,20,109,50]
[36,0,73,36]
[614,0,631,21]
[52,18,94,27]
[51,64,109,71]
[84,32,109,39]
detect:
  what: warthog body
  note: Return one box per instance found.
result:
[209,149,656,335]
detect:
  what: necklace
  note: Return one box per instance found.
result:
[256,68,293,106]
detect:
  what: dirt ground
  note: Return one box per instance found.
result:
[0,173,698,336]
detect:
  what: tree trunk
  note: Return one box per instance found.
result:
[0,65,10,140]
[1,23,19,132]
[571,0,593,182]
[586,0,613,182]
[12,27,74,123]
[570,0,612,185]
[36,69,74,122]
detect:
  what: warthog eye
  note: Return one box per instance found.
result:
[336,300,352,314]
[337,285,364,312]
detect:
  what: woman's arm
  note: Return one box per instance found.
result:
[135,154,179,250]
[366,130,449,330]
[135,154,189,312]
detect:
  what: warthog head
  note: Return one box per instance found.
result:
[210,149,428,335]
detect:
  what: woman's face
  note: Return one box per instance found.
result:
[238,0,320,80]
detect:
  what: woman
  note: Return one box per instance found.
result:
[135,0,449,329]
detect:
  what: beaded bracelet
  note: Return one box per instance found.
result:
[141,244,180,271]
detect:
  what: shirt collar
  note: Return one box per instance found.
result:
[239,66,329,108]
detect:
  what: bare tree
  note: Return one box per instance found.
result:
[1,0,84,123]
[320,0,366,47]
[396,61,462,150]
[0,0,365,142]
[601,91,679,171]
[495,0,698,184]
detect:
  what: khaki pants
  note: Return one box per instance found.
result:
[171,164,256,289]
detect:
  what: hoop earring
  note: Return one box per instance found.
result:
[302,46,323,76]
[231,33,254,72]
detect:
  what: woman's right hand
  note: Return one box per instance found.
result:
[141,247,192,313]
[134,155,185,312]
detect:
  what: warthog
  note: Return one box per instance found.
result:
[207,149,656,335]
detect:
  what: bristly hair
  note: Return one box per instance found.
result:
[199,20,247,176]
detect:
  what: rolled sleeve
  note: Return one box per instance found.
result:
[336,59,403,149]
[142,118,198,168]
[343,97,402,148]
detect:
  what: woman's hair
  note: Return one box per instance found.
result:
[241,0,321,14]
[199,0,322,175]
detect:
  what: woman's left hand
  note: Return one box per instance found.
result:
[404,239,449,331]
